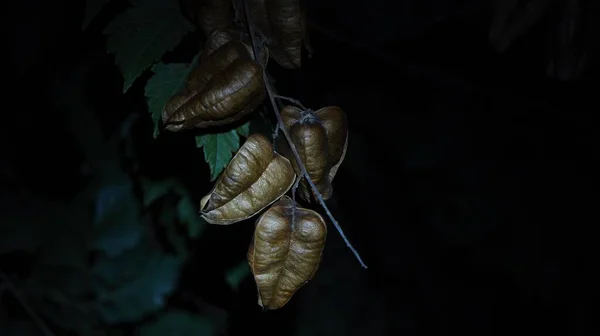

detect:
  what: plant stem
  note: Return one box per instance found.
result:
[274,95,307,110]
[243,0,367,269]
[0,270,56,336]
[267,80,368,269]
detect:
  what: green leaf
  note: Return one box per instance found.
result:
[236,121,251,138]
[82,0,112,30]
[196,130,241,181]
[94,250,183,324]
[225,262,251,291]
[104,0,194,92]
[145,54,200,138]
[140,311,214,336]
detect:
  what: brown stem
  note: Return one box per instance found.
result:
[242,0,367,269]
[273,95,307,110]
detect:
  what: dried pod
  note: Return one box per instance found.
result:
[201,29,269,67]
[180,0,233,37]
[248,195,327,309]
[277,106,348,202]
[200,134,296,225]
[162,41,266,131]
[245,0,306,69]
[266,0,304,68]
[246,0,273,39]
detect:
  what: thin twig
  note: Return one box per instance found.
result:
[271,122,280,143]
[290,176,301,229]
[0,270,56,336]
[291,175,301,205]
[274,95,307,110]
[243,0,367,269]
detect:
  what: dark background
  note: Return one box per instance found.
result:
[4,0,598,335]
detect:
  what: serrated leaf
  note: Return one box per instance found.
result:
[82,0,112,30]
[196,130,241,181]
[236,121,251,138]
[104,0,194,92]
[140,311,214,336]
[94,250,183,324]
[145,54,200,138]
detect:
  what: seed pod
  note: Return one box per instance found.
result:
[200,134,296,225]
[277,106,348,202]
[248,195,327,309]
[244,0,307,69]
[245,0,273,39]
[266,0,304,68]
[162,41,266,131]
[201,29,269,67]
[180,0,233,37]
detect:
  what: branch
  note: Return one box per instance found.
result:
[0,270,56,336]
[274,95,307,110]
[242,0,367,269]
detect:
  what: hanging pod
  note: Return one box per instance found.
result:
[265,0,304,68]
[200,134,296,225]
[201,28,269,67]
[162,41,266,132]
[277,105,348,202]
[180,0,234,37]
[245,0,307,69]
[248,195,327,309]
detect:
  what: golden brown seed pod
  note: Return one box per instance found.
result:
[201,29,269,67]
[315,106,348,182]
[245,0,273,39]
[248,195,327,309]
[277,105,348,202]
[162,41,266,131]
[180,0,233,37]
[200,134,296,225]
[187,40,250,92]
[244,0,307,69]
[265,0,304,68]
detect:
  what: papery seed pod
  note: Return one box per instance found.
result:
[200,134,296,225]
[245,0,291,67]
[248,195,327,309]
[201,29,269,67]
[187,40,250,92]
[245,0,273,39]
[317,106,348,182]
[162,41,266,131]
[266,0,304,68]
[180,0,233,37]
[277,105,348,202]
[244,0,306,69]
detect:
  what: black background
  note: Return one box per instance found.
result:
[5,0,598,335]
